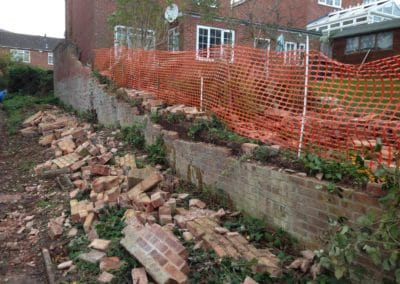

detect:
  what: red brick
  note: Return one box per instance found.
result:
[98,152,113,165]
[164,249,188,273]
[150,249,168,266]
[150,192,165,208]
[163,263,188,284]
[92,176,119,192]
[131,268,148,284]
[152,239,169,253]
[91,164,111,176]
[100,256,121,272]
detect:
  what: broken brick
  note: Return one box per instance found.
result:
[58,138,76,154]
[150,192,165,209]
[84,212,95,233]
[92,176,119,193]
[91,164,111,176]
[189,199,206,209]
[98,152,113,165]
[131,267,148,284]
[89,239,111,251]
[100,257,121,272]
[127,172,163,200]
[159,206,172,225]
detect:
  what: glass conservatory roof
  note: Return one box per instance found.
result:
[307,0,400,34]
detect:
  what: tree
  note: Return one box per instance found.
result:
[108,0,168,49]
[108,0,221,50]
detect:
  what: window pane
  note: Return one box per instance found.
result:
[345,37,359,53]
[210,29,221,47]
[255,38,270,49]
[224,32,233,45]
[360,34,375,49]
[376,32,393,49]
[198,28,208,50]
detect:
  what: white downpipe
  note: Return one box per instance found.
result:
[200,76,204,111]
[298,35,310,158]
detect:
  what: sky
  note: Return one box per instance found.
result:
[0,0,65,38]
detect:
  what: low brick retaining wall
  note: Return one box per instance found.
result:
[143,117,382,249]
[54,46,382,251]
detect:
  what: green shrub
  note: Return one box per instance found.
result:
[121,123,145,149]
[146,136,166,165]
[7,64,53,96]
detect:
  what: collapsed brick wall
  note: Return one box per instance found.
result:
[55,57,383,275]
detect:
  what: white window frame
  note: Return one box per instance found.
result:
[231,0,246,7]
[318,0,342,8]
[196,25,235,61]
[254,38,271,50]
[48,52,54,65]
[10,49,30,63]
[284,42,305,64]
[168,27,180,52]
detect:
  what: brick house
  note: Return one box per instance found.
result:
[0,30,62,70]
[330,19,400,63]
[65,0,364,64]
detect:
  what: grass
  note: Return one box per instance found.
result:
[36,199,56,209]
[95,206,127,239]
[310,78,400,114]
[1,93,60,134]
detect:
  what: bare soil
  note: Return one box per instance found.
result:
[0,107,70,284]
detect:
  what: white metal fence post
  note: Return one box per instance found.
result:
[298,35,310,158]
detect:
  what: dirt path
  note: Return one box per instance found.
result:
[0,108,68,284]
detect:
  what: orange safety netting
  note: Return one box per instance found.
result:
[94,46,400,168]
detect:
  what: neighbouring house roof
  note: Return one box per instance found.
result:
[0,30,63,51]
[331,18,400,37]
[307,0,400,34]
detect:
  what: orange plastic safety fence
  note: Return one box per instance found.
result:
[93,46,400,168]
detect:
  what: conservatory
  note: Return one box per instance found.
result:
[307,0,400,34]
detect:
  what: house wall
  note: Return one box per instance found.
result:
[179,16,321,52]
[66,0,116,64]
[332,29,400,64]
[0,47,54,70]
[65,0,359,57]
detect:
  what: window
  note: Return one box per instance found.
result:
[48,52,54,65]
[360,34,375,50]
[345,32,393,53]
[284,42,304,64]
[114,25,155,50]
[254,38,270,50]
[196,25,235,60]
[195,0,218,8]
[318,0,341,8]
[168,27,180,51]
[376,32,393,49]
[231,0,246,7]
[10,49,30,63]
[345,37,359,53]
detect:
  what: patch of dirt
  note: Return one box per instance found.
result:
[0,107,70,284]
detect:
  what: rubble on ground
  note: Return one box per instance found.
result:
[23,108,289,283]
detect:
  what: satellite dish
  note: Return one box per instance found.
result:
[165,4,179,23]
